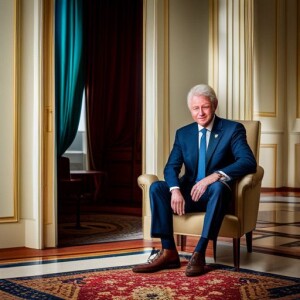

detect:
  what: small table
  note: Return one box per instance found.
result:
[70,170,106,201]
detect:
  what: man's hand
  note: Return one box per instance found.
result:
[171,189,185,216]
[191,173,222,201]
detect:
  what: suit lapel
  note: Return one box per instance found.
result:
[206,116,223,165]
[186,123,199,178]
[190,123,199,166]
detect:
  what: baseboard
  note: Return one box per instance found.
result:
[261,187,300,193]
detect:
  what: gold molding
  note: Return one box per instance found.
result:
[42,0,55,242]
[245,0,254,120]
[295,144,300,185]
[163,0,170,162]
[142,0,147,174]
[0,0,20,223]
[254,0,278,118]
[297,1,300,118]
[255,111,277,118]
[208,0,219,92]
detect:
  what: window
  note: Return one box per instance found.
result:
[65,93,87,170]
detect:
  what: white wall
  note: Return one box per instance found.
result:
[169,0,209,146]
[20,0,43,248]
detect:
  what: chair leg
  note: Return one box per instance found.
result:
[233,238,240,271]
[245,231,253,253]
[213,239,217,262]
[176,235,181,248]
[75,195,81,229]
[176,235,187,251]
[75,194,84,229]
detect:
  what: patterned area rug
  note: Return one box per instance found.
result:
[0,254,299,299]
[58,214,142,246]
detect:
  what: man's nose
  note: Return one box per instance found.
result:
[198,108,204,115]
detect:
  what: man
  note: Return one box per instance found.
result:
[132,84,257,276]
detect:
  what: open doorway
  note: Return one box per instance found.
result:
[57,91,143,247]
[56,0,143,247]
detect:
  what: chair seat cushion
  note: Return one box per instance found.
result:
[173,213,241,238]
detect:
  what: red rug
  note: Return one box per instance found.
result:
[1,261,299,299]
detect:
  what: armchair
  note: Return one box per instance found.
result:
[138,120,264,270]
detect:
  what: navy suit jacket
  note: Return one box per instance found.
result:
[164,116,257,188]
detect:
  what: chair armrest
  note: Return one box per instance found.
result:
[233,165,264,233]
[138,174,159,188]
[138,174,159,218]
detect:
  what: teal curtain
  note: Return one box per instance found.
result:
[55,0,85,157]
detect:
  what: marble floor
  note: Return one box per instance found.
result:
[248,194,300,259]
[0,193,299,281]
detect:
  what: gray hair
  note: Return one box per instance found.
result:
[187,84,218,108]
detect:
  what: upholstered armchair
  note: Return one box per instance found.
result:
[138,120,264,270]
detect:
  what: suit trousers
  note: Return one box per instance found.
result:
[149,180,232,240]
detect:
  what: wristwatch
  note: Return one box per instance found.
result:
[215,171,225,181]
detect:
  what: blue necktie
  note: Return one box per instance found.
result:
[196,128,207,182]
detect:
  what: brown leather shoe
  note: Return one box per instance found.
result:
[132,249,180,273]
[185,251,206,277]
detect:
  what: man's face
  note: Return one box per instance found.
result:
[189,95,217,127]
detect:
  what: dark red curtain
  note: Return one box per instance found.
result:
[84,0,143,204]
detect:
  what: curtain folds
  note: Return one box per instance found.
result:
[85,0,143,171]
[55,0,85,157]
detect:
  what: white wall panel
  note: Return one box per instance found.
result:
[169,0,209,142]
[260,144,277,188]
[0,0,19,222]
[253,1,277,117]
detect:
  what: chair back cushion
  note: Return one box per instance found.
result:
[237,120,261,161]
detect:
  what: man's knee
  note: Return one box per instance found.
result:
[150,180,169,195]
[209,181,231,198]
[210,181,228,191]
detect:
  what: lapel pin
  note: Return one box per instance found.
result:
[215,134,218,138]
